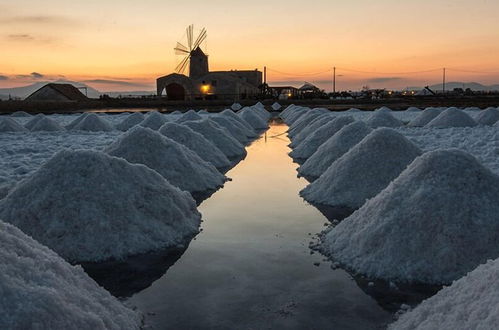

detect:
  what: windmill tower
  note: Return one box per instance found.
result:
[174,25,208,79]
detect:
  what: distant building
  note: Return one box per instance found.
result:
[25,83,88,102]
[157,47,262,101]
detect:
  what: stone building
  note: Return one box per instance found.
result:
[157,47,262,101]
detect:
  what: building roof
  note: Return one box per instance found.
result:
[26,83,88,101]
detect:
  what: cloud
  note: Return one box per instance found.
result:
[30,72,44,79]
[0,75,8,81]
[366,77,403,83]
[82,79,150,87]
[0,15,75,26]
[7,34,34,41]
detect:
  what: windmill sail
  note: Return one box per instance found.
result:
[174,25,207,75]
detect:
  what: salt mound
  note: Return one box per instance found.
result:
[324,149,499,284]
[210,116,251,144]
[140,111,166,130]
[159,122,230,169]
[284,107,310,125]
[345,108,361,113]
[116,112,145,131]
[475,107,499,126]
[220,109,257,136]
[183,119,247,158]
[426,108,476,128]
[272,102,281,111]
[279,104,298,119]
[365,111,403,128]
[408,108,442,127]
[231,103,242,111]
[24,113,46,130]
[198,109,209,115]
[290,116,355,159]
[72,113,113,132]
[10,111,32,117]
[177,110,202,123]
[238,108,268,130]
[251,104,271,121]
[65,113,88,129]
[0,117,28,132]
[406,107,422,112]
[290,114,334,148]
[300,128,421,209]
[0,220,141,329]
[299,121,372,179]
[106,127,226,193]
[389,258,499,330]
[288,109,329,138]
[375,106,392,113]
[0,149,201,262]
[30,116,65,132]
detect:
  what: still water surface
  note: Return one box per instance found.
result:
[127,120,392,329]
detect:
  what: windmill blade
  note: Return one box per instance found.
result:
[187,25,194,51]
[174,42,190,55]
[192,28,207,50]
[175,55,190,74]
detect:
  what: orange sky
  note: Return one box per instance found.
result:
[1,0,499,92]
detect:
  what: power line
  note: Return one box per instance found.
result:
[336,67,442,75]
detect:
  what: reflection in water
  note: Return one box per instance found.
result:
[128,119,393,329]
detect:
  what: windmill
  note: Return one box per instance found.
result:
[174,25,208,75]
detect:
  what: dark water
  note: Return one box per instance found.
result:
[124,120,393,329]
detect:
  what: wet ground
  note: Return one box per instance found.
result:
[123,120,394,329]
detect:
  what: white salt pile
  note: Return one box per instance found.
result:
[298,121,372,179]
[30,116,65,132]
[24,113,46,130]
[0,149,201,262]
[10,111,32,117]
[0,221,142,330]
[272,102,281,111]
[408,108,442,127]
[284,107,310,125]
[231,103,242,111]
[65,113,88,130]
[159,122,231,169]
[365,111,404,128]
[322,149,499,284]
[254,105,271,121]
[406,107,422,112]
[345,108,361,113]
[289,114,334,148]
[176,110,203,123]
[288,109,329,138]
[72,113,114,132]
[0,117,28,132]
[426,108,476,128]
[106,127,226,193]
[279,104,298,119]
[290,116,355,159]
[375,106,392,113]
[475,107,499,126]
[300,128,421,209]
[210,116,250,144]
[389,258,499,330]
[198,110,209,115]
[183,119,247,158]
[116,112,145,131]
[220,109,257,137]
[140,111,166,130]
[238,108,268,130]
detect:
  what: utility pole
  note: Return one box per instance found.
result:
[443,67,446,94]
[263,66,267,98]
[333,66,336,96]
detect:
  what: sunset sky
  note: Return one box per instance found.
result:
[1,0,499,92]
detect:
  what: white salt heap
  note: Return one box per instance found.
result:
[300,128,421,209]
[159,122,231,169]
[251,103,271,121]
[176,110,203,123]
[183,119,247,158]
[365,111,404,128]
[426,108,476,128]
[24,113,47,130]
[288,109,329,138]
[290,116,355,159]
[284,107,310,125]
[210,116,250,144]
[140,111,166,130]
[290,114,334,148]
[30,116,65,132]
[389,257,499,330]
[406,107,422,112]
[116,112,145,131]
[72,113,114,132]
[345,108,361,113]
[272,102,281,111]
[0,220,142,330]
[10,111,32,117]
[475,107,499,126]
[375,106,392,113]
[0,117,28,132]
[220,109,257,137]
[238,108,268,130]
[322,149,499,284]
[298,121,372,179]
[408,107,442,127]
[231,103,242,111]
[279,104,297,119]
[66,113,89,130]
[106,127,226,193]
[0,149,201,262]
